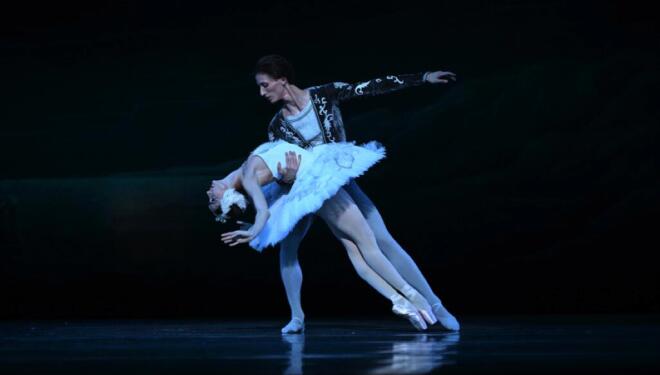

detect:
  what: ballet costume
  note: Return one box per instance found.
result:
[247,139,385,251]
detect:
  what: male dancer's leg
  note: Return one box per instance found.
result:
[279,214,313,334]
[344,180,460,330]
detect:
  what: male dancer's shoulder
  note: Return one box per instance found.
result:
[306,82,349,104]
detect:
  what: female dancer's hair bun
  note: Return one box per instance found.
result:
[216,188,248,223]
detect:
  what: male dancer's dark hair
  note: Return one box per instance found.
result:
[254,54,296,85]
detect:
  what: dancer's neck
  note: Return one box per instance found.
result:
[281,85,309,116]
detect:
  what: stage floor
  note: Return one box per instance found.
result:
[1,315,659,374]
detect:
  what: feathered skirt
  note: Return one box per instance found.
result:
[248,140,385,251]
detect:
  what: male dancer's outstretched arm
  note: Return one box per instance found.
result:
[273,70,456,182]
[322,71,455,102]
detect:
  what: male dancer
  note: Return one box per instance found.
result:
[254,55,459,333]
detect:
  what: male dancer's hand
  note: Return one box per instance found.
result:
[277,151,302,184]
[424,71,457,84]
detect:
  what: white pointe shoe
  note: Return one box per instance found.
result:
[392,296,428,331]
[432,302,460,331]
[401,285,438,326]
[281,317,305,334]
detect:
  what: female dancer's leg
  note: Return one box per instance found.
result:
[317,188,436,325]
[334,236,428,330]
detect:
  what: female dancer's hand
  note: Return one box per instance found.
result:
[221,229,255,247]
[424,71,457,84]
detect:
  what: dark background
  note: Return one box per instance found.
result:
[1,0,658,319]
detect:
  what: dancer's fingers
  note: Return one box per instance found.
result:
[224,236,238,245]
[223,230,249,238]
[235,237,251,245]
[221,232,236,240]
[229,237,249,247]
[222,232,240,239]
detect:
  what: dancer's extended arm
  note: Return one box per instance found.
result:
[321,70,456,102]
[221,157,270,246]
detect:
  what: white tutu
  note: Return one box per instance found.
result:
[248,140,386,251]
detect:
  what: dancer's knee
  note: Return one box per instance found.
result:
[342,244,370,280]
[348,223,378,251]
[280,262,301,275]
[375,234,401,257]
[280,243,301,266]
[351,262,371,281]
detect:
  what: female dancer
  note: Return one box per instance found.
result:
[207,139,435,330]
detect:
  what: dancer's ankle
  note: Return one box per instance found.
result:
[427,295,442,307]
[389,294,404,305]
[400,285,437,325]
[432,302,449,315]
[400,285,417,300]
[291,314,304,323]
[282,316,305,334]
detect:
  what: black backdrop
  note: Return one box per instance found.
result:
[1,0,658,319]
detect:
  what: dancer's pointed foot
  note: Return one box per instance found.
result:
[432,302,460,331]
[281,317,305,334]
[401,285,437,325]
[391,295,428,331]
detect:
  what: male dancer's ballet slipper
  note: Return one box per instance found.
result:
[432,302,460,331]
[391,295,428,331]
[401,285,438,325]
[281,317,305,334]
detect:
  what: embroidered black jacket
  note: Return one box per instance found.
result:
[267,72,428,148]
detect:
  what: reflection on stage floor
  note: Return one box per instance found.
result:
[1,316,658,374]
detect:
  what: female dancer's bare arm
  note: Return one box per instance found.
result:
[221,156,272,246]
